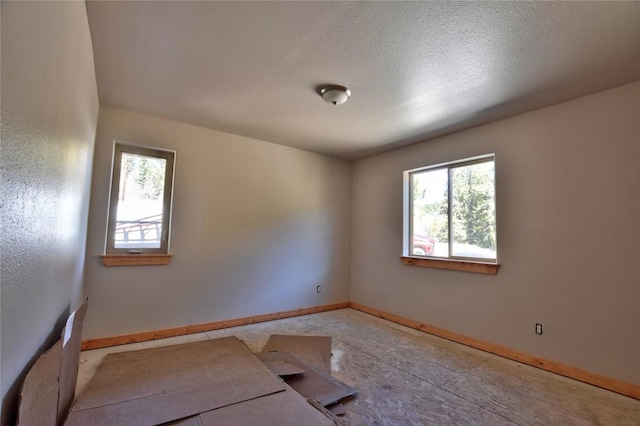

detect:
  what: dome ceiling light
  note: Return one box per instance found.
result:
[320,85,351,106]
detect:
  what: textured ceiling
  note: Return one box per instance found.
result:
[86,1,640,159]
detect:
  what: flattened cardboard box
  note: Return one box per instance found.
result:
[261,359,306,377]
[17,301,88,426]
[257,351,357,407]
[166,386,338,426]
[18,309,346,426]
[58,302,88,423]
[65,337,285,426]
[198,386,337,425]
[261,335,332,374]
[17,341,62,426]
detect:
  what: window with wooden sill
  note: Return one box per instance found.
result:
[103,142,176,266]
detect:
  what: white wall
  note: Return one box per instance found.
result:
[0,2,99,424]
[350,82,640,385]
[83,106,351,339]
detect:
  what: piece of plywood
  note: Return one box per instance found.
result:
[256,351,357,407]
[197,387,338,426]
[17,340,63,426]
[66,337,285,426]
[350,302,640,401]
[58,302,88,424]
[261,335,332,374]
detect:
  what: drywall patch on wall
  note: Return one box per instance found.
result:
[0,2,99,425]
[350,82,640,385]
[82,106,351,340]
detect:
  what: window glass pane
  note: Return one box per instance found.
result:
[450,161,496,259]
[412,168,448,257]
[114,152,166,250]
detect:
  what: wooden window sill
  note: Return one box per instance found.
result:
[101,254,173,267]
[401,256,499,274]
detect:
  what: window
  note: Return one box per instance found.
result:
[404,154,496,263]
[106,143,175,255]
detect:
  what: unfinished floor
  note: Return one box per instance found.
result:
[75,308,640,425]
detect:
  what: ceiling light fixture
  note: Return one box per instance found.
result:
[320,85,351,106]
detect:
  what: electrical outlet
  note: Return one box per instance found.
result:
[316,285,321,293]
[535,323,543,335]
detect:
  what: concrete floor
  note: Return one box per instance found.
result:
[75,308,640,425]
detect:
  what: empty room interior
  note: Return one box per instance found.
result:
[2,1,639,425]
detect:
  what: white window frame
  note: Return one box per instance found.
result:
[403,154,497,263]
[105,142,176,255]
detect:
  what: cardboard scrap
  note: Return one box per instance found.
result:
[16,340,63,426]
[261,359,306,377]
[328,403,347,416]
[58,302,88,424]
[65,337,286,426]
[165,388,338,426]
[162,336,352,425]
[18,309,353,426]
[66,371,283,426]
[256,351,357,407]
[17,301,88,426]
[196,387,338,426]
[261,335,332,374]
[306,398,345,424]
[161,417,203,426]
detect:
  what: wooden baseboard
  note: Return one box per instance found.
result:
[81,302,350,350]
[349,302,639,401]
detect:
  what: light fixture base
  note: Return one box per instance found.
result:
[320,85,351,106]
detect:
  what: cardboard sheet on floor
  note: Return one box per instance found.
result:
[58,301,88,423]
[161,417,203,426]
[16,340,63,426]
[328,403,347,416]
[261,335,332,374]
[17,301,88,426]
[65,337,286,426]
[196,387,338,426]
[261,359,306,377]
[256,351,357,407]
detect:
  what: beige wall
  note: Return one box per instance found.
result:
[350,82,640,385]
[2,3,635,413]
[83,106,351,339]
[0,2,99,424]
